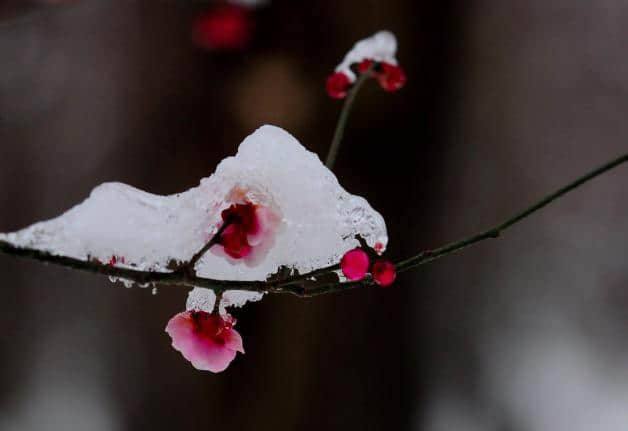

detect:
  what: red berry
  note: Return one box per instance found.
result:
[377,63,406,92]
[326,72,351,99]
[193,5,252,51]
[357,59,375,74]
[371,260,396,287]
[340,248,370,281]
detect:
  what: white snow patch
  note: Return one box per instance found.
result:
[335,30,398,82]
[0,125,387,309]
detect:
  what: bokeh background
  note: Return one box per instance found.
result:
[1,1,628,430]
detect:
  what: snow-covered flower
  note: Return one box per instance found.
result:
[166,310,243,372]
[211,192,280,264]
[326,30,406,98]
[0,125,388,307]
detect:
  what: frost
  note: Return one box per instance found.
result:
[335,30,398,82]
[0,125,388,308]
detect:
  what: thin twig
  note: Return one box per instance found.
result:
[396,153,628,272]
[325,65,373,169]
[184,221,231,273]
[0,153,626,297]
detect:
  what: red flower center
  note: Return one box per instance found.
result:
[219,202,259,259]
[190,310,234,345]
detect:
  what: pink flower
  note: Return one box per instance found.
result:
[192,5,253,51]
[340,248,370,280]
[372,260,396,287]
[165,310,244,372]
[215,200,280,263]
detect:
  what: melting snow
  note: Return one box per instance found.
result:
[0,125,388,308]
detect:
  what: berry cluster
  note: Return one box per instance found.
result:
[326,59,406,99]
[340,246,397,287]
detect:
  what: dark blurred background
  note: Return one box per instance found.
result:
[1,1,628,430]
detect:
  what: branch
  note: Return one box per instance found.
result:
[325,65,373,169]
[396,153,628,272]
[182,221,231,274]
[0,153,626,297]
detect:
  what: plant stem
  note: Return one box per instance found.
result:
[396,153,628,272]
[184,221,231,272]
[325,67,373,169]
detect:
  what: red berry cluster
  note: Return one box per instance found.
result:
[326,59,407,99]
[340,247,396,287]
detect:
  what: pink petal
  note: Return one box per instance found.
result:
[247,206,279,246]
[223,328,245,354]
[165,311,244,373]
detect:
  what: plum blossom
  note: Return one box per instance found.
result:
[211,189,281,265]
[326,30,406,98]
[166,310,244,372]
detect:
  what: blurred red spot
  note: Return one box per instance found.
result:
[193,5,253,51]
[326,72,351,99]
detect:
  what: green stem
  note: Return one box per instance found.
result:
[397,153,628,272]
[325,67,373,169]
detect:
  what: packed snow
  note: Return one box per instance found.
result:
[0,125,388,309]
[335,30,398,82]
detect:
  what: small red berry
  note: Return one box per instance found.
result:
[340,248,370,281]
[326,72,351,99]
[371,260,396,287]
[357,59,375,74]
[377,63,406,92]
